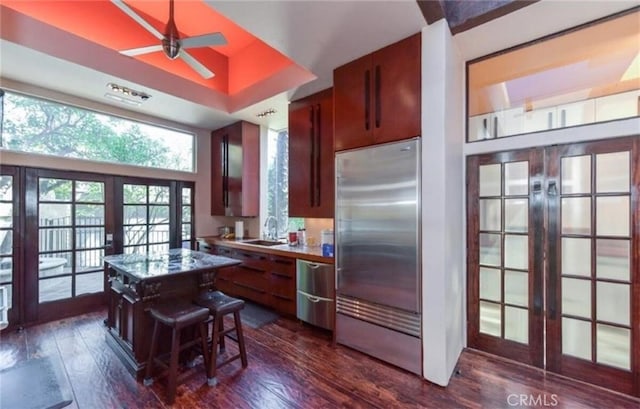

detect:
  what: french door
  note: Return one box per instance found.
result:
[467,136,639,397]
[25,169,115,323]
[16,170,195,325]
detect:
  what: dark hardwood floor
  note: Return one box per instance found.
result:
[1,308,638,408]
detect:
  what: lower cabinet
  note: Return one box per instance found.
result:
[268,255,296,316]
[203,243,297,316]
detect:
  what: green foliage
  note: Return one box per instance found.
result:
[266,130,290,237]
[1,92,189,171]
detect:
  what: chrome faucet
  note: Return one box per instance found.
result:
[263,216,278,240]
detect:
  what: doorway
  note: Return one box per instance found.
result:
[1,168,196,327]
[466,136,639,396]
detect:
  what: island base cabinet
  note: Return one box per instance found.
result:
[105,269,215,380]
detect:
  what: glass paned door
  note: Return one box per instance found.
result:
[546,137,639,396]
[122,183,171,255]
[179,185,194,249]
[468,136,639,397]
[37,177,109,303]
[0,166,19,327]
[467,149,544,367]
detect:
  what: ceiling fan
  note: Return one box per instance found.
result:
[111,0,227,79]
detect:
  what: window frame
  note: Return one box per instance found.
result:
[465,8,640,143]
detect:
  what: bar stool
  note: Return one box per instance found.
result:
[194,290,248,386]
[144,300,210,404]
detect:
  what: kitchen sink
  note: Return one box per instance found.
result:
[242,239,284,247]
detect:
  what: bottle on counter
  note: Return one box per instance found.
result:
[297,228,306,247]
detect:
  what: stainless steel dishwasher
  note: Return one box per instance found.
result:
[296,259,335,330]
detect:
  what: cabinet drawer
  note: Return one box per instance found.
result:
[233,281,267,304]
[271,294,296,316]
[270,272,295,298]
[233,264,268,289]
[214,246,234,257]
[270,255,296,277]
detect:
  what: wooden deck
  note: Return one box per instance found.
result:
[1,308,638,408]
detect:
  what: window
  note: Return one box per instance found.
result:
[264,129,303,238]
[467,10,640,142]
[1,90,195,171]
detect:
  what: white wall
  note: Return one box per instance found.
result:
[420,1,640,387]
[421,20,465,386]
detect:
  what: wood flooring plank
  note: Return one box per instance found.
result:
[55,325,124,409]
[2,308,639,409]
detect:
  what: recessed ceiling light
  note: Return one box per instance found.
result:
[105,83,150,105]
[256,108,277,118]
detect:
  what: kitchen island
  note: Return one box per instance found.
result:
[103,248,241,380]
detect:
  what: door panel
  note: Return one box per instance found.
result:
[336,139,420,312]
[24,169,114,322]
[467,149,544,367]
[546,136,639,396]
[0,166,21,329]
[467,135,639,397]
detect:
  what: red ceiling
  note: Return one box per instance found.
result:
[3,0,301,96]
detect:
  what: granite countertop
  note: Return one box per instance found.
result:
[197,236,334,264]
[103,248,241,280]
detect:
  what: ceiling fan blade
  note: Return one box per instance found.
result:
[181,33,227,49]
[179,50,215,79]
[111,0,164,40]
[120,44,163,57]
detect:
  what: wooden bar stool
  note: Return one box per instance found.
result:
[144,300,210,404]
[194,290,248,386]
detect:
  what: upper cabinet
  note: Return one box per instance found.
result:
[288,88,334,218]
[211,121,260,217]
[334,33,421,151]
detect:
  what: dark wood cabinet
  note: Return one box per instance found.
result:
[334,33,421,151]
[211,120,260,216]
[204,243,297,316]
[268,255,296,316]
[288,88,334,218]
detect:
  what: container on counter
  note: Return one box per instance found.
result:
[288,231,299,246]
[321,229,334,257]
[235,221,244,239]
[297,228,306,247]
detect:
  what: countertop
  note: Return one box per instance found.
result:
[197,236,334,264]
[103,248,241,281]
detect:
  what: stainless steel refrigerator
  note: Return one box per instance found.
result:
[335,138,422,375]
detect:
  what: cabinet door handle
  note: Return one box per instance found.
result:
[374,65,381,128]
[560,109,566,127]
[309,106,316,207]
[222,134,229,207]
[314,103,322,207]
[547,111,553,129]
[482,118,488,139]
[493,116,498,138]
[364,69,371,131]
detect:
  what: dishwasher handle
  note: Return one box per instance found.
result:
[298,290,332,303]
